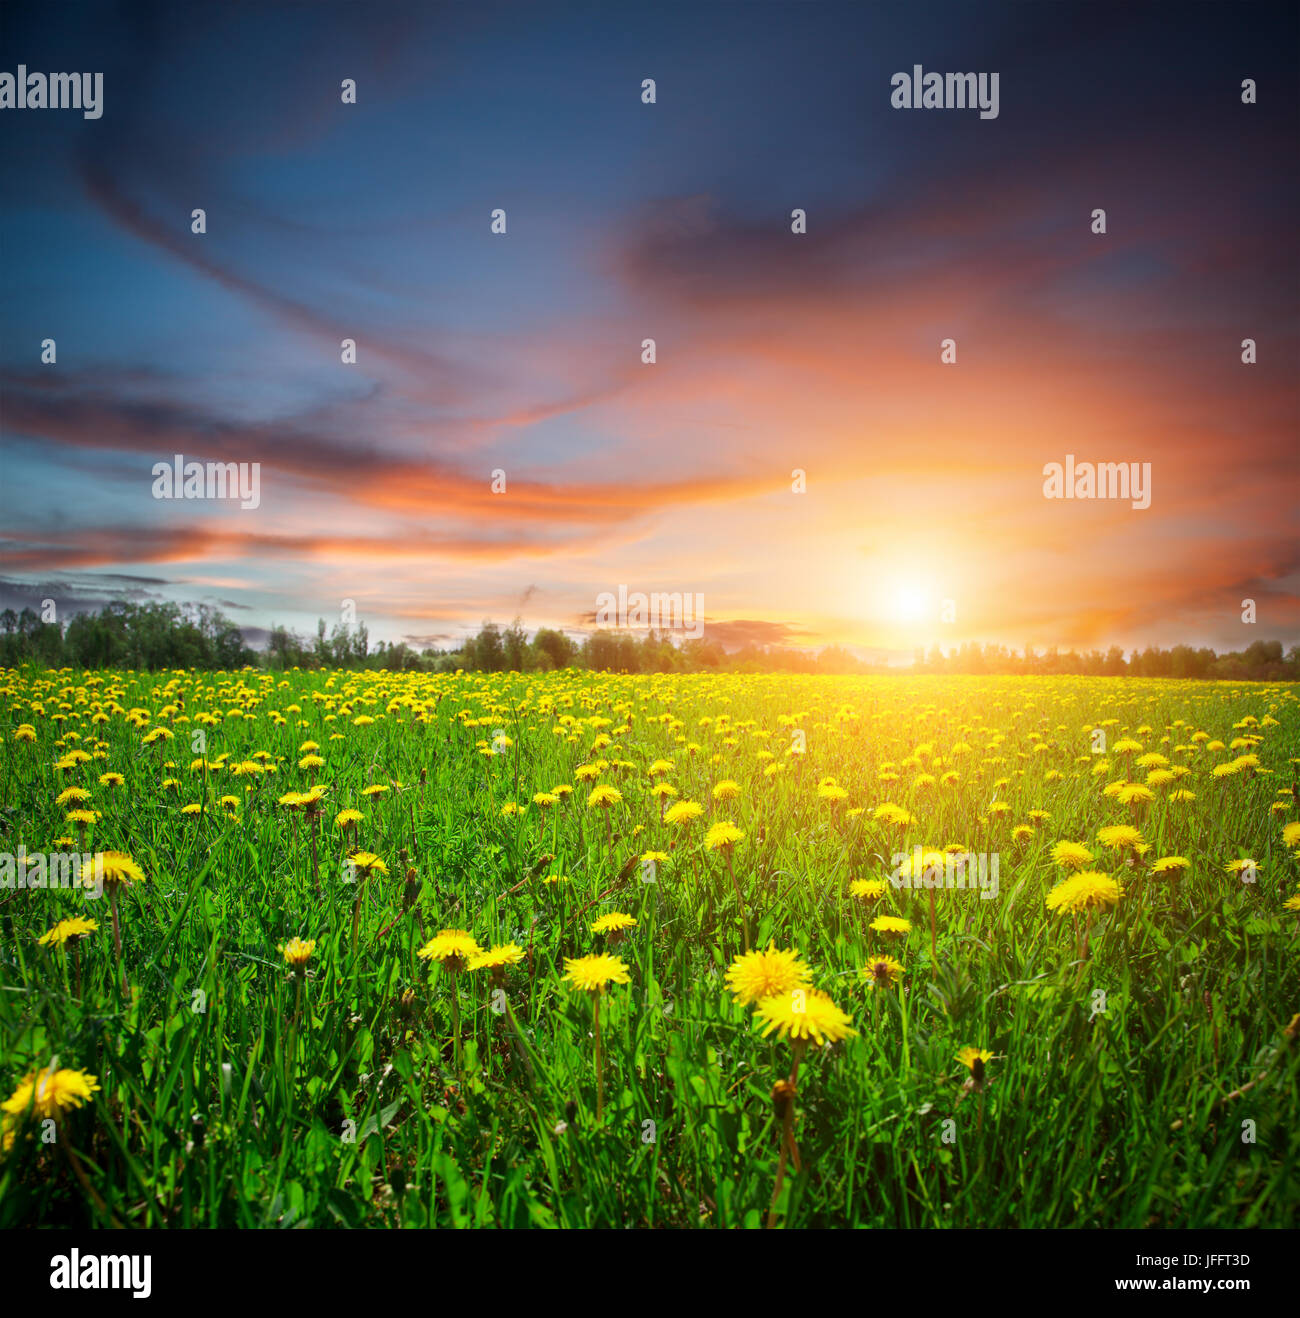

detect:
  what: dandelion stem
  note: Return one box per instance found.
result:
[593,991,604,1121]
[765,1041,805,1228]
[108,887,127,997]
[350,867,369,957]
[725,850,749,952]
[309,814,320,897]
[927,887,937,968]
[451,978,462,1070]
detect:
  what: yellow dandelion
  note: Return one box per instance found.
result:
[754,988,856,1046]
[1150,855,1191,878]
[1051,840,1094,870]
[469,942,525,972]
[1097,824,1143,851]
[870,915,911,936]
[279,937,316,968]
[418,929,482,968]
[3,1065,100,1123]
[860,954,905,989]
[849,878,889,902]
[664,800,704,827]
[591,912,638,935]
[1045,871,1122,915]
[38,916,99,948]
[725,942,812,1006]
[956,1046,993,1077]
[94,850,145,888]
[704,820,745,851]
[562,953,631,993]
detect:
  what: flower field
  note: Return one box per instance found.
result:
[2,666,1298,1228]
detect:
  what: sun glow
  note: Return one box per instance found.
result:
[893,583,929,623]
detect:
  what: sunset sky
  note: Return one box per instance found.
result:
[1,1,1297,660]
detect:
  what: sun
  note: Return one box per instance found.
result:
[893,583,929,623]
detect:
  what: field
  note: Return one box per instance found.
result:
[1,666,1298,1229]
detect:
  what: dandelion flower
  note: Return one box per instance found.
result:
[95,850,145,889]
[725,943,812,1006]
[1117,784,1154,807]
[3,1065,100,1123]
[704,820,745,851]
[664,801,704,827]
[38,916,98,948]
[418,929,482,970]
[956,1046,993,1083]
[849,878,889,902]
[591,912,638,935]
[860,954,905,989]
[1097,824,1143,852]
[870,915,911,937]
[874,803,914,829]
[279,937,316,968]
[1045,871,1122,915]
[754,989,856,1046]
[469,943,525,972]
[1150,856,1191,878]
[562,953,631,993]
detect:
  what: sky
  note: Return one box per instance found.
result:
[1,0,1297,660]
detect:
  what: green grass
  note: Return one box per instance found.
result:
[1,667,1297,1227]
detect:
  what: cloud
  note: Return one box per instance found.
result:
[401,632,455,648]
[0,524,634,572]
[697,619,809,650]
[0,573,167,616]
[1,370,783,539]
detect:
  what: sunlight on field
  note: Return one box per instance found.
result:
[1,667,1298,1227]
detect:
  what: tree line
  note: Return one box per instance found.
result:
[1,603,1296,681]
